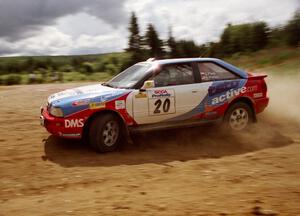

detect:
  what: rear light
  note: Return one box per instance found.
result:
[261,80,267,93]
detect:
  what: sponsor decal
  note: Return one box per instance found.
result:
[204,111,218,119]
[135,92,147,98]
[115,100,125,110]
[205,111,218,116]
[253,92,263,98]
[89,102,105,109]
[60,133,81,137]
[211,87,246,105]
[72,99,90,106]
[247,85,258,92]
[65,119,84,128]
[150,89,174,98]
[208,81,239,96]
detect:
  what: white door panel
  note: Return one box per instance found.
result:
[131,82,212,125]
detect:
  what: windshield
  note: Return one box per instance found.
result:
[105,63,152,89]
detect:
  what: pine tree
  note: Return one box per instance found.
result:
[144,23,164,58]
[127,12,141,52]
[124,12,146,67]
[285,10,300,46]
[167,27,178,58]
[251,22,269,51]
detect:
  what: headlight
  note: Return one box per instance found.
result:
[49,106,64,117]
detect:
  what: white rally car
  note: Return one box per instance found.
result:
[41,58,269,152]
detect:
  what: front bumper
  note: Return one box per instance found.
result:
[40,106,82,139]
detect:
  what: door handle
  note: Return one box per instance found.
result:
[192,90,198,93]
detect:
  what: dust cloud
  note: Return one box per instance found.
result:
[136,74,300,157]
[223,74,300,152]
[264,74,300,125]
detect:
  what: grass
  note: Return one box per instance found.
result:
[225,46,300,75]
[62,72,112,82]
[0,52,126,64]
[0,71,112,85]
[0,46,299,85]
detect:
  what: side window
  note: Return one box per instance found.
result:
[198,62,239,82]
[153,63,195,87]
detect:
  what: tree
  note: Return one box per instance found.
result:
[219,23,232,56]
[71,57,84,71]
[215,22,269,56]
[123,12,146,68]
[285,10,300,46]
[175,40,203,57]
[144,23,164,58]
[24,57,35,72]
[127,12,141,52]
[167,27,178,58]
[251,22,269,51]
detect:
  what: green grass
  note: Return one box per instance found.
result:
[0,52,129,85]
[225,46,300,75]
[62,72,112,82]
[0,46,299,85]
[0,52,127,65]
[0,71,112,85]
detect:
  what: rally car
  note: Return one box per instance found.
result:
[40,58,269,152]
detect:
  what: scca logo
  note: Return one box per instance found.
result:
[152,89,171,98]
[154,89,168,94]
[65,119,84,128]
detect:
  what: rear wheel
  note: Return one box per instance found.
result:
[89,114,122,152]
[223,102,254,131]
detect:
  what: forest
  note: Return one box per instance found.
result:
[0,10,299,85]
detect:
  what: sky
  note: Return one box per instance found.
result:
[0,0,299,56]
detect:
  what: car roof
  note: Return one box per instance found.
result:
[142,58,248,79]
[152,57,218,65]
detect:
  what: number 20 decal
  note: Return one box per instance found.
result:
[154,98,171,114]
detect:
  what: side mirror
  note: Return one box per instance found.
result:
[141,80,155,91]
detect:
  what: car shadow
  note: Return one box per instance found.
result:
[42,123,294,168]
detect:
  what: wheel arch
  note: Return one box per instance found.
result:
[226,96,257,122]
[82,109,129,143]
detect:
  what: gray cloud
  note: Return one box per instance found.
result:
[0,0,126,40]
[0,0,299,56]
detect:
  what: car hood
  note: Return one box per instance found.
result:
[47,84,130,116]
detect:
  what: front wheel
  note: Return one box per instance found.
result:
[223,102,254,131]
[89,114,122,152]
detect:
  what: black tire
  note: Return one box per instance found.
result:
[223,102,254,132]
[89,114,122,153]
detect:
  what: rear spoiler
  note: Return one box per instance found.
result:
[247,72,267,79]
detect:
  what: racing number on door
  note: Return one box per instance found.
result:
[148,89,175,116]
[154,98,171,114]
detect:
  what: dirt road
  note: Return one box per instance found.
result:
[0,76,300,215]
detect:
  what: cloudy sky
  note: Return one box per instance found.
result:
[0,0,299,56]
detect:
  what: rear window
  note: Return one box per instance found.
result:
[197,62,239,82]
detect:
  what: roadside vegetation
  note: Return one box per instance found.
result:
[226,46,300,76]
[0,10,299,85]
